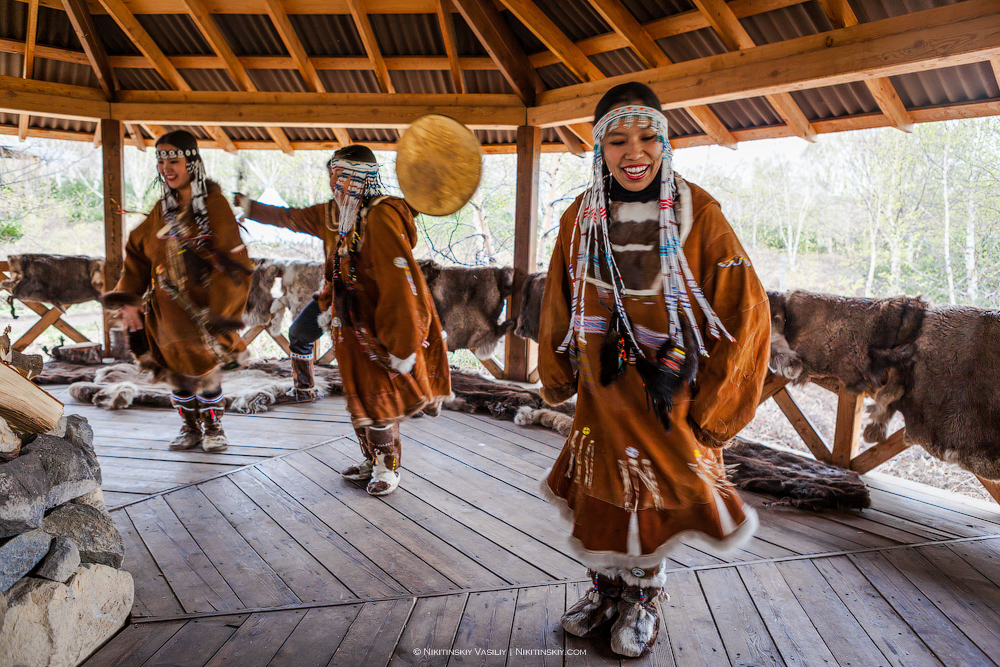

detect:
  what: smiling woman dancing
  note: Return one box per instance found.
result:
[102,130,252,453]
[537,82,771,656]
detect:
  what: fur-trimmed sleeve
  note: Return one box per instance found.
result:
[684,183,770,444]
[537,198,581,405]
[246,200,333,238]
[103,208,156,308]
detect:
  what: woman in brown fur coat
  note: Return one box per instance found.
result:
[103,130,252,453]
[538,83,771,656]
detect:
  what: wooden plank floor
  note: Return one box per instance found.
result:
[70,393,1000,666]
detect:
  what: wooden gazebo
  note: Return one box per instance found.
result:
[2,0,1000,382]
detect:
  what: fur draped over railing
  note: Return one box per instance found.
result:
[1,254,105,308]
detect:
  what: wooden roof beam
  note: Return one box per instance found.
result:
[125,122,146,150]
[95,0,237,152]
[552,126,585,157]
[61,0,117,100]
[529,0,1000,126]
[691,0,816,141]
[436,0,466,94]
[346,0,395,94]
[181,0,295,153]
[498,0,603,84]
[333,128,352,146]
[262,0,326,94]
[451,0,543,105]
[587,0,736,149]
[17,0,38,142]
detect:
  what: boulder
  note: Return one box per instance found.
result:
[21,434,100,509]
[36,538,80,584]
[70,488,106,512]
[0,590,6,635]
[41,504,124,569]
[0,564,133,667]
[61,415,94,451]
[0,529,52,593]
[0,417,20,461]
[0,452,51,537]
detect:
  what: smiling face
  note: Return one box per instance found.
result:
[156,144,192,192]
[600,111,663,192]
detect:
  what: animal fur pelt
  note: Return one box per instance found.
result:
[444,368,574,425]
[513,271,545,343]
[244,259,282,329]
[1,254,105,308]
[33,361,100,385]
[722,437,871,511]
[268,260,324,336]
[67,360,338,413]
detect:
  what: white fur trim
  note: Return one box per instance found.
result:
[615,201,659,224]
[317,308,333,330]
[611,243,655,252]
[389,352,416,374]
[473,339,498,361]
[539,470,759,569]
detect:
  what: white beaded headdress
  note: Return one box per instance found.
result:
[328,157,382,236]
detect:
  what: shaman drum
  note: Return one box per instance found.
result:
[396,114,482,216]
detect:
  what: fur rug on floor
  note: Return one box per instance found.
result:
[34,361,101,384]
[68,359,338,413]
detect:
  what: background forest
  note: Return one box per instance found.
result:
[2,117,1000,501]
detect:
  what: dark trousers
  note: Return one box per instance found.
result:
[288,299,324,357]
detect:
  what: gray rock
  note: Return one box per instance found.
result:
[22,434,101,509]
[0,452,51,538]
[71,487,106,512]
[36,537,80,584]
[0,529,52,592]
[62,415,95,451]
[0,564,133,667]
[41,504,124,569]
[0,589,7,635]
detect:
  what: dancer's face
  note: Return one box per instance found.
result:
[601,111,662,192]
[156,144,191,191]
[328,164,345,194]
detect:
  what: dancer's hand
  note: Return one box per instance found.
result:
[117,304,145,332]
[389,352,416,374]
[232,192,251,211]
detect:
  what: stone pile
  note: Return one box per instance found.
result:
[0,414,133,667]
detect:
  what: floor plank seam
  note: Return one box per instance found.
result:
[106,435,350,512]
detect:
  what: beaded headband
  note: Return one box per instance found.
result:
[156,148,199,159]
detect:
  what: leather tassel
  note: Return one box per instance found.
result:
[635,335,699,432]
[600,309,631,386]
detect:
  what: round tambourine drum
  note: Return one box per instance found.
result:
[395,114,483,216]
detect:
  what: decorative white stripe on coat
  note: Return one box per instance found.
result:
[612,243,655,252]
[615,201,659,223]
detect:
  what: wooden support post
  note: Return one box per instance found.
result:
[102,118,124,357]
[503,124,541,382]
[832,383,864,468]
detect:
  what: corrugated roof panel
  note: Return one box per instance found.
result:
[891,63,1000,108]
[741,1,831,44]
[590,48,646,78]
[115,68,171,91]
[91,15,142,56]
[664,108,702,137]
[0,53,22,78]
[790,82,880,119]
[33,4,81,51]
[532,0,610,42]
[283,127,339,142]
[161,125,212,141]
[349,127,401,143]
[851,0,961,22]
[476,129,517,145]
[536,62,581,89]
[289,14,363,57]
[708,98,783,130]
[178,68,239,92]
[0,0,27,41]
[247,68,309,93]
[369,14,442,57]
[135,15,213,56]
[462,70,514,95]
[655,27,728,63]
[222,126,269,141]
[504,9,545,54]
[620,0,694,23]
[388,70,452,95]
[31,57,96,88]
[317,69,382,94]
[213,15,288,57]
[453,16,489,56]
[28,116,98,134]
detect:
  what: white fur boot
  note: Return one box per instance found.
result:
[609,585,664,657]
[366,454,400,496]
[561,571,622,637]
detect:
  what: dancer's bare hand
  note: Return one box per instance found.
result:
[117,304,145,332]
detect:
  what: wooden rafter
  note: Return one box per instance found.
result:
[180,0,295,153]
[815,0,913,132]
[435,0,465,94]
[586,0,736,149]
[346,0,395,94]
[530,0,1000,127]
[691,0,816,141]
[262,0,326,93]
[94,0,237,152]
[552,126,585,157]
[566,122,593,150]
[125,122,146,150]
[498,0,602,84]
[17,0,38,141]
[92,120,101,147]
[60,0,117,101]
[451,0,543,105]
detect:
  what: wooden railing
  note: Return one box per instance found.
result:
[764,372,1000,504]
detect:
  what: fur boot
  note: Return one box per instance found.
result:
[168,393,202,450]
[199,394,229,452]
[366,424,401,496]
[609,584,663,657]
[290,354,319,402]
[342,429,375,481]
[561,571,623,637]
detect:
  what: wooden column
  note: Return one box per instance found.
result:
[102,118,124,356]
[504,124,541,382]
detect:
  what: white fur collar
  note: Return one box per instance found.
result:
[587,177,693,244]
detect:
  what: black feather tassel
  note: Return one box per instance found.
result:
[599,309,631,386]
[635,322,701,432]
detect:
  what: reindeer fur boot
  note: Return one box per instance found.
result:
[290,354,319,402]
[168,393,202,451]
[199,393,229,452]
[365,424,401,496]
[561,571,623,637]
[608,567,668,657]
[342,430,375,481]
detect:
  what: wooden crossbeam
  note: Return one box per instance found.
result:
[262,0,326,94]
[691,0,816,141]
[498,0,603,83]
[124,122,147,150]
[552,126,585,157]
[347,0,395,94]
[61,0,117,100]
[770,386,832,463]
[436,0,466,94]
[851,429,908,474]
